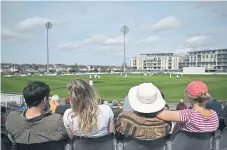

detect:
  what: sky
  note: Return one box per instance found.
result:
[1,1,227,65]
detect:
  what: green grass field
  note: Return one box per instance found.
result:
[1,74,227,102]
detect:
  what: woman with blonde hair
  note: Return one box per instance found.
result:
[156,81,219,139]
[63,79,115,138]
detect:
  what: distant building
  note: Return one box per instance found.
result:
[130,53,182,71]
[179,49,227,71]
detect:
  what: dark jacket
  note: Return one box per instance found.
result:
[6,110,69,145]
[176,103,187,110]
[55,105,68,115]
[206,100,223,115]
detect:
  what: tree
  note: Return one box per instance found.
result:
[35,65,39,70]
[72,63,79,72]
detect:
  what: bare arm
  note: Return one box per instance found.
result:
[109,119,115,134]
[156,109,181,122]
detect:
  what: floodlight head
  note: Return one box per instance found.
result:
[121,25,129,34]
[45,22,52,29]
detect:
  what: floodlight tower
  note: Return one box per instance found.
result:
[120,25,129,76]
[45,22,52,74]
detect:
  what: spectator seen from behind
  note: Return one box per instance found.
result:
[49,95,68,115]
[206,97,222,115]
[6,81,68,145]
[1,106,7,125]
[176,99,187,110]
[156,81,219,139]
[123,96,133,112]
[116,83,171,140]
[49,95,60,112]
[123,91,169,112]
[111,100,122,120]
[223,103,227,127]
[63,79,115,138]
[206,97,225,130]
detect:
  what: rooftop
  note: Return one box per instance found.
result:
[140,53,174,56]
[188,48,227,53]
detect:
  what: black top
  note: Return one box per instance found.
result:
[55,106,68,115]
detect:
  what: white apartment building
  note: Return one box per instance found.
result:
[130,53,182,71]
[179,49,227,71]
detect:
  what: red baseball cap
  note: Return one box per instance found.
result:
[186,81,208,97]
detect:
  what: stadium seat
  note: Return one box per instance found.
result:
[15,140,67,150]
[170,131,214,150]
[69,134,115,150]
[1,133,12,150]
[220,127,227,150]
[1,125,12,150]
[120,136,168,150]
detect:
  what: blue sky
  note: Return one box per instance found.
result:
[1,1,227,65]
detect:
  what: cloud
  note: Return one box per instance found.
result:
[192,2,227,18]
[99,45,123,56]
[82,35,127,46]
[175,35,214,53]
[151,16,182,32]
[56,35,128,51]
[182,35,213,48]
[2,17,59,42]
[54,43,82,51]
[83,35,107,45]
[136,36,161,44]
[1,28,25,42]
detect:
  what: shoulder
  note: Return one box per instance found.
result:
[118,111,135,119]
[99,104,112,111]
[45,112,63,122]
[7,110,23,121]
[100,104,114,113]
[64,108,72,115]
[210,109,218,117]
[63,109,73,119]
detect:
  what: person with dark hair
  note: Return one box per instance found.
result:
[1,106,7,125]
[100,99,104,105]
[6,81,68,147]
[176,99,187,110]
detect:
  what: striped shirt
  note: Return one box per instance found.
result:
[171,109,219,139]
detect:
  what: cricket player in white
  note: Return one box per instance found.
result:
[89,79,93,86]
[176,74,179,80]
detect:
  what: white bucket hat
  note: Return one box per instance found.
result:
[128,83,166,113]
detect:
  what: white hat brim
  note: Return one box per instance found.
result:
[128,86,166,113]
